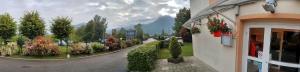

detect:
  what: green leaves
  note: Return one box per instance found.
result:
[174,7,190,36]
[127,41,159,71]
[79,15,107,42]
[135,23,144,41]
[19,11,45,39]
[51,16,73,40]
[169,37,181,58]
[0,13,16,44]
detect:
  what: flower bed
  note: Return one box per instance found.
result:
[23,36,60,56]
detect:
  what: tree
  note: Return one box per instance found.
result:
[75,25,85,42]
[173,8,192,42]
[0,13,16,44]
[19,11,45,39]
[50,16,73,45]
[179,27,192,42]
[82,15,107,42]
[111,29,118,37]
[173,8,191,36]
[118,27,126,39]
[134,23,144,41]
[82,20,94,43]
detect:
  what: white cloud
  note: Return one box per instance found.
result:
[158,8,176,17]
[98,5,107,10]
[0,0,189,30]
[85,2,99,6]
[124,0,134,4]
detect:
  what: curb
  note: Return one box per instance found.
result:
[0,45,140,61]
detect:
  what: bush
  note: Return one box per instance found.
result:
[167,37,184,63]
[125,40,134,47]
[23,36,60,56]
[70,42,92,55]
[127,41,159,71]
[0,42,18,56]
[120,40,127,48]
[105,36,120,51]
[91,42,105,53]
[169,37,182,58]
[132,38,141,45]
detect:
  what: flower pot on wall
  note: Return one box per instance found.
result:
[213,30,222,37]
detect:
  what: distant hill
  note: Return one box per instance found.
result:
[142,16,174,35]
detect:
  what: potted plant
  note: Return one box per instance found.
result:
[167,37,184,63]
[191,27,200,34]
[207,15,231,37]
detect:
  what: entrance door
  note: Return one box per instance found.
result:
[242,22,300,72]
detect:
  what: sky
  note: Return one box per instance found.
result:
[0,0,189,31]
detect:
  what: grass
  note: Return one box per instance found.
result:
[158,42,193,59]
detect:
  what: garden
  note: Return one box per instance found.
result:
[0,11,143,59]
[127,36,191,71]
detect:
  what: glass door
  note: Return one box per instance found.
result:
[243,26,270,72]
[268,28,300,72]
[243,23,300,72]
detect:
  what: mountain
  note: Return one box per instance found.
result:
[141,16,174,35]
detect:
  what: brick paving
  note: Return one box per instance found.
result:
[153,56,217,72]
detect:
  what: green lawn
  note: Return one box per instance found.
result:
[158,42,193,59]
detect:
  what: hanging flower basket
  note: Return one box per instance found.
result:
[213,30,222,37]
[192,27,200,34]
[207,15,231,37]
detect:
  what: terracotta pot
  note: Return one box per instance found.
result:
[213,31,222,37]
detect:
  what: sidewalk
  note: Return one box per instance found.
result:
[153,56,217,72]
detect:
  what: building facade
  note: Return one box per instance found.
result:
[184,0,300,72]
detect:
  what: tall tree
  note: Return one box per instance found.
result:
[50,16,73,45]
[134,23,144,41]
[19,11,45,39]
[82,15,108,42]
[0,13,16,44]
[118,27,126,39]
[111,29,118,37]
[173,8,191,36]
[82,20,94,43]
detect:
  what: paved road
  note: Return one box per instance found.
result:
[0,39,156,72]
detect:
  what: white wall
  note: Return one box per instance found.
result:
[190,0,237,72]
[191,0,300,72]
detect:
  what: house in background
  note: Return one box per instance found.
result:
[183,0,300,72]
[126,29,136,41]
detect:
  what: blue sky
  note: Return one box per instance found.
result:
[0,0,189,31]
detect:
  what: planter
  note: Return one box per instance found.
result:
[221,33,232,47]
[213,30,222,37]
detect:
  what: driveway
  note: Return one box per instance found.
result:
[0,39,156,72]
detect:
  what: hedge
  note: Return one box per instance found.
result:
[127,41,159,71]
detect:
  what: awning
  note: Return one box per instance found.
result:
[182,0,258,29]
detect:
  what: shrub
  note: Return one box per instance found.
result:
[23,36,60,56]
[70,42,92,55]
[0,42,18,56]
[127,41,159,71]
[125,40,134,47]
[132,38,141,45]
[169,37,182,58]
[105,36,120,51]
[120,40,127,48]
[91,42,105,53]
